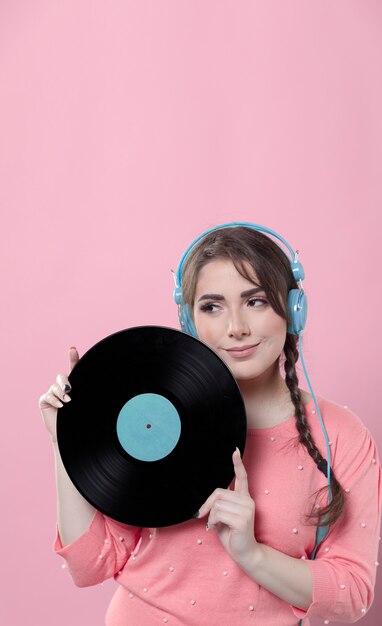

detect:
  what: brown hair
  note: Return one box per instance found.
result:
[182,226,344,528]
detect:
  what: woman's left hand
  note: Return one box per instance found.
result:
[197,448,259,568]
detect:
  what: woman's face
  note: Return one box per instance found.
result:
[192,259,287,382]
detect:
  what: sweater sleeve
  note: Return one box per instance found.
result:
[292,422,382,623]
[54,510,142,587]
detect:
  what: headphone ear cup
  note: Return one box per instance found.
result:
[287,290,307,334]
[173,286,183,306]
[179,304,199,338]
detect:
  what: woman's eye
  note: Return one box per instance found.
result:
[248,298,267,307]
[200,303,220,313]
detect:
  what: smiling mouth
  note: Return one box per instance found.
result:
[223,343,261,359]
[225,343,260,352]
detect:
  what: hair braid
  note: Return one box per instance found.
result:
[283,334,345,527]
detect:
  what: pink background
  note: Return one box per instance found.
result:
[1,2,381,625]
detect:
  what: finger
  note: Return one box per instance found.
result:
[39,391,63,409]
[211,499,249,520]
[233,448,249,495]
[206,496,255,532]
[50,382,71,403]
[198,487,247,519]
[207,509,243,532]
[69,346,79,372]
[56,373,72,395]
[196,450,249,519]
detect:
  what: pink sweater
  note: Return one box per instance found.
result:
[55,396,382,625]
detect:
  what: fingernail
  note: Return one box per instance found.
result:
[192,510,200,519]
[64,384,71,393]
[63,395,71,402]
[235,446,241,456]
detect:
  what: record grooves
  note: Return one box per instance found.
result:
[57,326,247,527]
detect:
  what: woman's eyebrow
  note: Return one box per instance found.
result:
[240,287,265,298]
[197,287,264,303]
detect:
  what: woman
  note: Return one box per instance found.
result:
[39,224,381,625]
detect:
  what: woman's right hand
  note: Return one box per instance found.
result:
[39,347,80,443]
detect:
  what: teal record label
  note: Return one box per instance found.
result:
[116,393,181,461]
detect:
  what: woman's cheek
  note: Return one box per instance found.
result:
[262,310,287,335]
[195,320,210,343]
[193,313,214,344]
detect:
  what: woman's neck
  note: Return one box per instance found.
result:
[237,364,295,429]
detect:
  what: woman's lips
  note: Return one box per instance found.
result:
[225,344,260,359]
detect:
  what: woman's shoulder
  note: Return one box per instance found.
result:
[301,391,369,439]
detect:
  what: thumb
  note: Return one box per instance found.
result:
[69,346,80,371]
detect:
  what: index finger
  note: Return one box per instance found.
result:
[233,447,249,495]
[69,346,80,372]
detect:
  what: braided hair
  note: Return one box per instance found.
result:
[182,226,345,528]
[283,333,344,526]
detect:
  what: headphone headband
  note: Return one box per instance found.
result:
[175,221,305,289]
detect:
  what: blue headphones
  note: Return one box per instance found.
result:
[173,222,332,569]
[173,221,307,337]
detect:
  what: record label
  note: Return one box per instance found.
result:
[116,393,181,462]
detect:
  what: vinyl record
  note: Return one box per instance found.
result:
[57,326,247,528]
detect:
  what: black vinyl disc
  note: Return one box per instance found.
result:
[57,326,247,528]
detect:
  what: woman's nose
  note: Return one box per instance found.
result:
[227,311,250,338]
